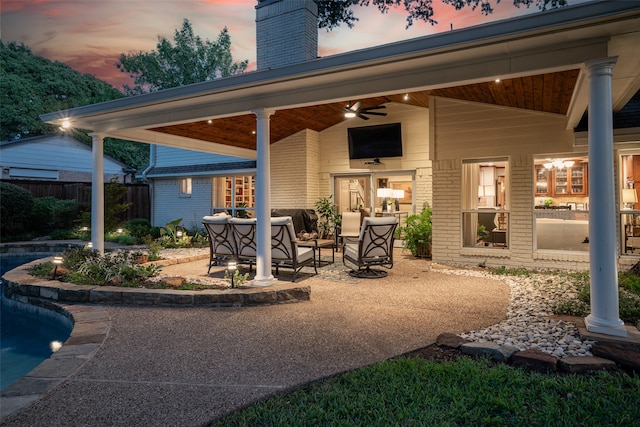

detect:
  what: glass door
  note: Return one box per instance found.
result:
[334,176,371,216]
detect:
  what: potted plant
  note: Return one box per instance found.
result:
[131,250,149,264]
[477,225,490,246]
[398,203,432,258]
[314,196,339,239]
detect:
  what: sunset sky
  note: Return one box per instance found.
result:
[1,0,592,90]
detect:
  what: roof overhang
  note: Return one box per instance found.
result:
[41,1,640,154]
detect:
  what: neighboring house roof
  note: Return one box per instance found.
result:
[575,90,640,132]
[0,134,131,175]
[144,161,257,178]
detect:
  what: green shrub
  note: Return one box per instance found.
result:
[105,230,137,245]
[619,288,640,324]
[30,196,79,234]
[71,251,160,286]
[49,228,84,240]
[104,178,132,231]
[618,273,640,296]
[143,236,163,261]
[0,182,34,238]
[398,203,432,257]
[125,218,153,241]
[27,261,54,277]
[62,246,100,271]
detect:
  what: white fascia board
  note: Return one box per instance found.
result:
[144,168,256,179]
[107,129,257,159]
[73,37,611,135]
[41,1,640,129]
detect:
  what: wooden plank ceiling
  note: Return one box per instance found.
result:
[150,69,579,151]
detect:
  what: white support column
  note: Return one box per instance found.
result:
[584,57,627,337]
[91,133,105,254]
[252,108,276,286]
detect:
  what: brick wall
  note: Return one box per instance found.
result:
[431,96,593,270]
[270,129,320,209]
[256,0,318,71]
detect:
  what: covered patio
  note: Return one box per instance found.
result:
[42,1,640,337]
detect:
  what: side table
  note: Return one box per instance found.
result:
[297,239,335,266]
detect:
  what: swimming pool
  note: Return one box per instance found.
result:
[1,254,73,390]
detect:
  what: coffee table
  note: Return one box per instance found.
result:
[297,238,335,266]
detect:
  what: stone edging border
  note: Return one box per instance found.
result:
[2,257,311,307]
[431,333,640,374]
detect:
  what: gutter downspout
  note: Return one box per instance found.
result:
[140,144,156,225]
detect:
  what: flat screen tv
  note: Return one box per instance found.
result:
[348,123,403,160]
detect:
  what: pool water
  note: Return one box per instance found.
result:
[1,254,73,390]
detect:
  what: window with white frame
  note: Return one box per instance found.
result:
[462,158,509,248]
[211,175,255,218]
[179,177,192,197]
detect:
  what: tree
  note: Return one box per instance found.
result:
[315,0,568,30]
[116,19,249,95]
[0,41,123,141]
[0,41,150,169]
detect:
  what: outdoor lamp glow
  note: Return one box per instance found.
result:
[176,230,183,238]
[377,188,394,212]
[227,261,237,288]
[53,256,63,279]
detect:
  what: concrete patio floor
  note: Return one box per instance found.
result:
[1,251,509,426]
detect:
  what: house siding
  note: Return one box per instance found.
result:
[0,135,126,182]
[152,177,212,229]
[431,96,591,270]
[154,146,243,168]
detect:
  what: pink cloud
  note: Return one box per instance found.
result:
[2,0,590,89]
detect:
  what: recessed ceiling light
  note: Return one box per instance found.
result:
[403,94,409,101]
[251,130,256,135]
[495,79,501,83]
[207,119,213,124]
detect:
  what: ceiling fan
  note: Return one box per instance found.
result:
[343,101,387,120]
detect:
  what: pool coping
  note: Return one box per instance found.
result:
[0,299,111,420]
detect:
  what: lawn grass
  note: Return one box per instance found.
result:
[212,356,640,426]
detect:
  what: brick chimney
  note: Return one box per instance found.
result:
[256,0,318,71]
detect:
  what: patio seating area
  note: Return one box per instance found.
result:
[203,214,317,282]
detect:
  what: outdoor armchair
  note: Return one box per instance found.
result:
[271,216,317,282]
[230,217,257,270]
[339,211,361,250]
[343,216,398,278]
[202,213,235,273]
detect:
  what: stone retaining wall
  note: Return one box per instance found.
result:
[2,258,310,308]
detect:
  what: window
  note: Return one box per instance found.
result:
[533,156,588,252]
[462,159,509,248]
[211,175,255,217]
[179,178,192,197]
[620,153,640,255]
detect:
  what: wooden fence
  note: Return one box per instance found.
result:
[5,179,150,221]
